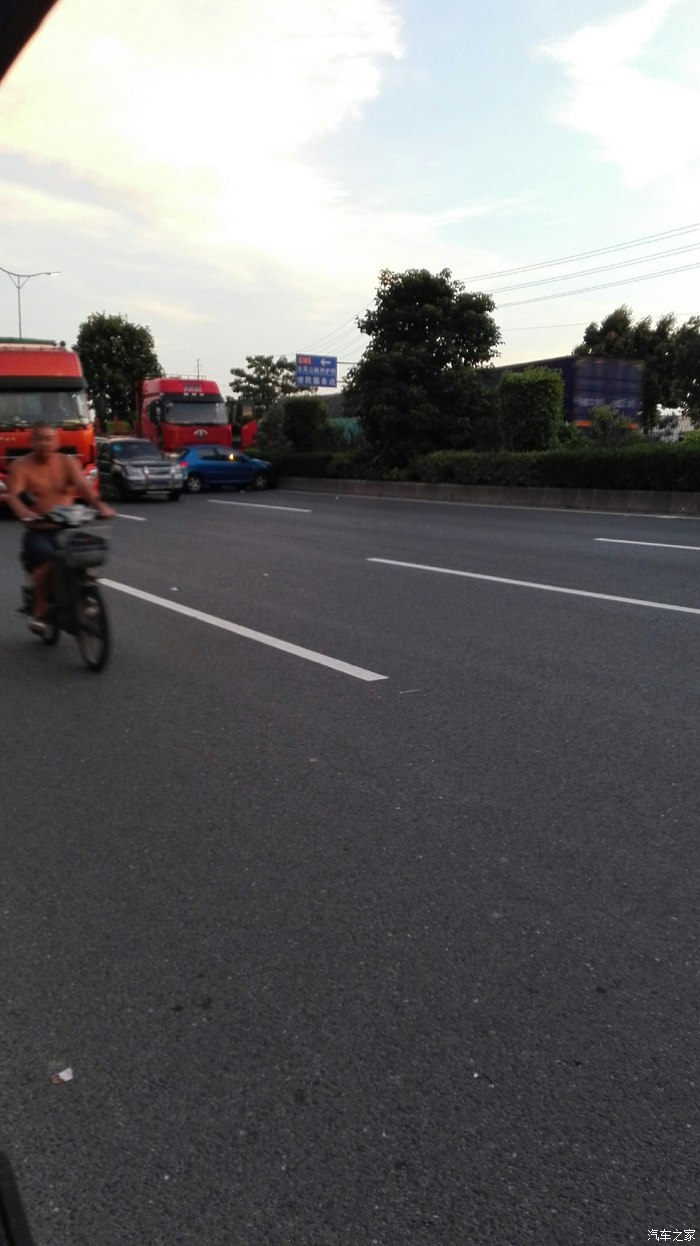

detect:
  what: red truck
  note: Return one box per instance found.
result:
[0,338,98,506]
[136,376,232,453]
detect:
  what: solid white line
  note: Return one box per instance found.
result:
[100,579,387,681]
[208,500,312,513]
[116,513,147,522]
[368,558,700,618]
[595,538,700,551]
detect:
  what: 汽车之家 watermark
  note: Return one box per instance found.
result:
[647,1233,695,1242]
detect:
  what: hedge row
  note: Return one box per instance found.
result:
[271,444,700,492]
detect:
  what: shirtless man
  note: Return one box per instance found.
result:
[7,422,114,631]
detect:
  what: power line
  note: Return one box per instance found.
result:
[306,315,358,351]
[301,225,700,353]
[469,221,700,281]
[490,241,700,294]
[497,259,700,308]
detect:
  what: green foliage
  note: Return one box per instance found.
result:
[256,403,290,454]
[414,444,700,491]
[587,404,640,447]
[272,443,700,493]
[572,305,700,431]
[673,316,700,424]
[230,355,299,417]
[344,267,501,465]
[556,420,584,445]
[281,395,338,451]
[269,450,355,478]
[415,449,542,486]
[74,312,162,426]
[498,367,563,451]
[680,428,700,445]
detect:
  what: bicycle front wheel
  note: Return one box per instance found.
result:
[76,583,111,672]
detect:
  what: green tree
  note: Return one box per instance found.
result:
[281,395,336,451]
[498,367,563,451]
[573,306,677,432]
[672,316,700,424]
[344,268,501,465]
[256,402,291,455]
[230,355,300,417]
[74,312,162,427]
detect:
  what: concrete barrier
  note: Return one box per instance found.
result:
[279,477,700,516]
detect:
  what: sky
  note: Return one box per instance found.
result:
[1,0,699,396]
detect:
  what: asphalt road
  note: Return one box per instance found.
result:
[1,492,698,1246]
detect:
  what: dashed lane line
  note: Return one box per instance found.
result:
[208,500,312,513]
[595,538,700,551]
[368,558,700,619]
[100,579,387,682]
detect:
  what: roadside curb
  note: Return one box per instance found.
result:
[279,477,700,517]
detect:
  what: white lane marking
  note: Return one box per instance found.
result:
[116,513,147,522]
[595,538,700,551]
[283,490,688,520]
[208,500,312,513]
[368,558,700,619]
[100,579,387,681]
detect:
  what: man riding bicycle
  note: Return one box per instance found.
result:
[7,423,114,633]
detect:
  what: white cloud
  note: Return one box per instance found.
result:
[128,298,205,324]
[0,181,120,233]
[542,0,700,188]
[0,0,403,273]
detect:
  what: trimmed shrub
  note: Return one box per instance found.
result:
[498,367,564,451]
[414,445,700,491]
[272,443,700,492]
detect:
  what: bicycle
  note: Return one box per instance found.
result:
[19,505,112,672]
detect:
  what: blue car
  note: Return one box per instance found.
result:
[177,446,275,493]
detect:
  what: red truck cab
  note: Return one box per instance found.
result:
[136,376,232,453]
[0,338,98,505]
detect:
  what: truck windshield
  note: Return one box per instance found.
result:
[163,400,228,426]
[0,389,90,430]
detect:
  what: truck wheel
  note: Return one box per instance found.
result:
[168,490,182,502]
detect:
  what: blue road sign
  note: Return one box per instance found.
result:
[295,354,337,388]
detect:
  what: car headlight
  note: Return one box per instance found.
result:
[123,466,145,479]
[170,467,183,482]
[85,467,98,484]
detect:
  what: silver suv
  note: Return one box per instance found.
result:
[96,437,184,502]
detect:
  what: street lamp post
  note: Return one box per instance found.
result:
[0,266,60,338]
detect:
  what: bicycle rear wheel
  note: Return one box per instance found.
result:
[76,583,110,671]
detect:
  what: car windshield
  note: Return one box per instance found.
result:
[112,441,163,460]
[163,400,228,426]
[0,389,90,430]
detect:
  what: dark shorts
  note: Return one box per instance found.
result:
[22,530,59,572]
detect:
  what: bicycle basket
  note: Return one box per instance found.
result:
[55,528,109,568]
